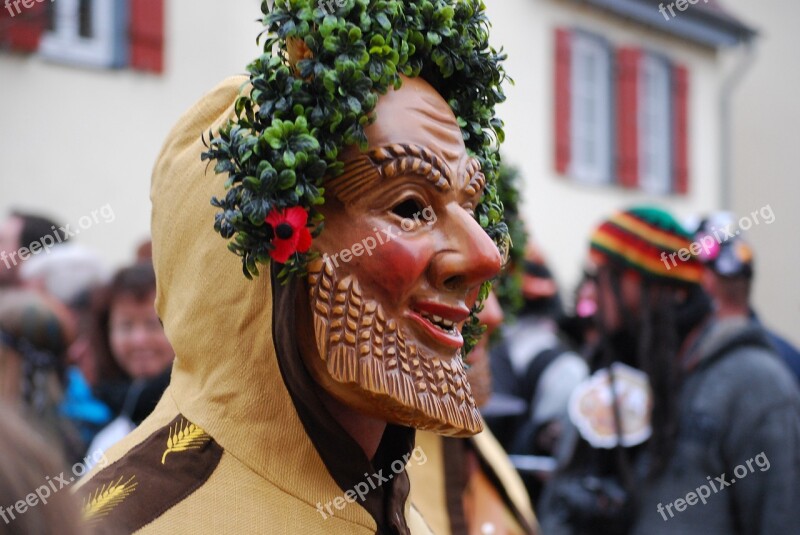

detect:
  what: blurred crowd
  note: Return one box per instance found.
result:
[1,201,798,534]
[0,210,174,533]
[484,206,800,534]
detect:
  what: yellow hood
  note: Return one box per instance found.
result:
[149,75,377,528]
[76,76,435,535]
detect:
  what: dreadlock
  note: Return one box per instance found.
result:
[597,266,693,480]
[635,282,681,479]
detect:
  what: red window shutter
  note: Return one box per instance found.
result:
[130,0,164,73]
[672,64,689,194]
[0,2,46,53]
[554,28,572,175]
[616,47,641,188]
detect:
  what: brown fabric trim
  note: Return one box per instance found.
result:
[468,439,536,534]
[442,438,469,535]
[270,264,415,535]
[78,414,223,534]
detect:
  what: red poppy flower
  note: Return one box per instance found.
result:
[265,207,312,263]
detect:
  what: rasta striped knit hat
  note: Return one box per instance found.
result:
[589,206,702,285]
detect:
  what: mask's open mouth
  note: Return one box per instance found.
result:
[418,310,457,332]
[406,303,469,349]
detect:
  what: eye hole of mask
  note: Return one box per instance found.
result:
[391,199,424,220]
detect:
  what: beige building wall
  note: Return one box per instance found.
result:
[722,0,800,345]
[5,0,790,344]
[0,0,261,267]
[486,0,725,299]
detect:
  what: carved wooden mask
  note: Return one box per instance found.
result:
[297,77,502,437]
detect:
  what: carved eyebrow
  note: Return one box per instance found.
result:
[368,144,452,191]
[326,143,485,204]
[463,157,487,199]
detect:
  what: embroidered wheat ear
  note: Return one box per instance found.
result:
[161,419,210,464]
[83,475,137,522]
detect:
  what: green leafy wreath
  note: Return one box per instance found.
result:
[494,162,529,318]
[202,0,510,355]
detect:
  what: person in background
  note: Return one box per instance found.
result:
[0,211,68,288]
[558,271,600,361]
[0,289,84,462]
[539,206,800,535]
[489,246,588,504]
[87,262,174,463]
[0,402,86,535]
[19,244,113,446]
[409,291,539,535]
[695,215,800,384]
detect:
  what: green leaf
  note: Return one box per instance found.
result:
[375,12,390,30]
[278,169,296,189]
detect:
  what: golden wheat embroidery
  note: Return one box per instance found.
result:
[83,475,137,522]
[161,419,210,464]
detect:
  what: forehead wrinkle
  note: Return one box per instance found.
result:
[403,99,464,160]
[405,106,463,151]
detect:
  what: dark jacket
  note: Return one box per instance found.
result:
[631,317,800,534]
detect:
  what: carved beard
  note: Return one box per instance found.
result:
[307,258,483,437]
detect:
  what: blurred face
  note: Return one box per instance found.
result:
[109,292,173,379]
[67,310,98,385]
[576,277,598,318]
[299,77,502,436]
[465,291,504,408]
[595,266,641,332]
[0,216,23,285]
[701,267,720,302]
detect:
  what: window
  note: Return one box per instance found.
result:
[78,0,94,39]
[616,46,690,195]
[638,54,671,194]
[554,28,613,185]
[570,32,612,184]
[45,2,56,33]
[38,0,127,68]
[555,29,691,195]
[2,0,164,74]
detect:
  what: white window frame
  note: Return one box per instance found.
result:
[569,32,612,185]
[38,0,126,68]
[638,54,672,194]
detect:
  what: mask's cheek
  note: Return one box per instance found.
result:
[351,231,436,305]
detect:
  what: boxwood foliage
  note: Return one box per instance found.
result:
[202,0,510,355]
[494,162,529,319]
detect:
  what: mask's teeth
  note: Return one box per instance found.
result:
[420,311,456,332]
